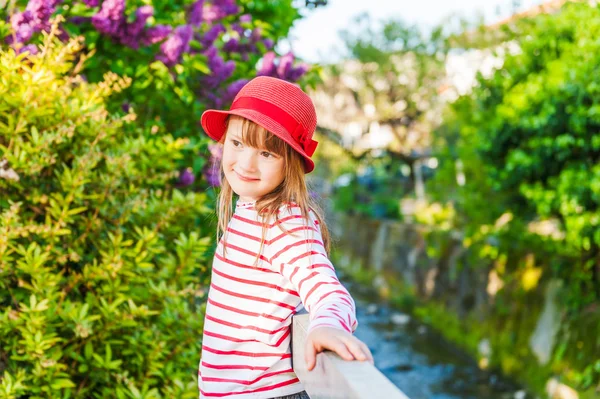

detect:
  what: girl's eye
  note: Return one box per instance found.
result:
[261,151,274,158]
[231,139,242,147]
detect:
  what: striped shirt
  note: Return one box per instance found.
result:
[198,200,358,398]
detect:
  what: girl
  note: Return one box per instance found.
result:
[198,76,373,399]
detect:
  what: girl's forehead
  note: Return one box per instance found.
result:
[226,117,245,133]
[226,116,286,154]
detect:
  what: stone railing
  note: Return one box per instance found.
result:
[291,312,410,399]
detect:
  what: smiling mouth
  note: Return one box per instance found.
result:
[235,171,260,182]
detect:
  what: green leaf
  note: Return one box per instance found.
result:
[50,379,76,389]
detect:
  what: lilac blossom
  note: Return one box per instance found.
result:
[257,51,309,83]
[199,78,246,109]
[188,0,204,26]
[257,51,276,76]
[69,16,91,25]
[277,51,294,78]
[128,6,153,37]
[8,13,34,44]
[26,0,61,31]
[239,14,252,23]
[141,25,172,46]
[230,22,244,36]
[198,24,225,49]
[91,1,170,50]
[156,25,193,67]
[91,0,125,36]
[262,38,274,49]
[222,37,239,52]
[221,26,265,60]
[204,46,235,87]
[18,44,39,55]
[120,5,153,49]
[224,79,248,101]
[202,0,239,23]
[82,0,99,7]
[6,0,62,46]
[177,168,196,187]
[202,144,223,187]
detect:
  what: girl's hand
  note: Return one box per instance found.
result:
[304,326,374,371]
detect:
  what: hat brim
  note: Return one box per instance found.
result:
[201,108,315,173]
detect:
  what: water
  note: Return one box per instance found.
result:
[342,275,535,399]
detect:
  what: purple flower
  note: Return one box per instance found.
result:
[121,102,130,113]
[262,38,274,49]
[230,22,244,36]
[27,0,62,30]
[120,5,153,49]
[222,37,239,52]
[257,51,276,76]
[202,144,223,187]
[156,25,193,67]
[287,64,309,81]
[198,24,225,48]
[8,15,34,43]
[224,78,248,101]
[70,16,91,25]
[188,0,204,26]
[141,25,172,46]
[208,143,223,158]
[7,0,62,46]
[89,0,170,49]
[91,0,125,36]
[202,0,239,23]
[178,168,195,187]
[277,52,294,79]
[203,166,221,187]
[56,26,70,42]
[239,14,252,23]
[202,46,235,88]
[256,51,308,82]
[18,44,38,55]
[250,27,262,41]
[82,0,98,7]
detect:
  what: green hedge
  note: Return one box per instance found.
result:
[427,1,600,392]
[0,27,213,398]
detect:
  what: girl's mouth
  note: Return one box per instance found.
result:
[235,171,260,182]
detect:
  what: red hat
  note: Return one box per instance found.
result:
[200,76,319,173]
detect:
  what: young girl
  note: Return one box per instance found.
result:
[198,76,373,399]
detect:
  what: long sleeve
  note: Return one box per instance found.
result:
[267,205,358,334]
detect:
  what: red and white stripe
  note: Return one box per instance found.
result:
[198,202,357,398]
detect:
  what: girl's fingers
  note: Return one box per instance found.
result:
[359,341,374,364]
[330,339,354,361]
[341,336,368,361]
[304,340,317,371]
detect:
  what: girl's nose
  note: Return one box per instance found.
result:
[238,149,257,172]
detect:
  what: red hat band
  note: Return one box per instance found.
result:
[231,96,318,157]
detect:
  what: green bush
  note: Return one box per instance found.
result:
[436,1,600,309]
[0,27,213,398]
[427,1,600,391]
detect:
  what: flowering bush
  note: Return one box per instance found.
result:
[0,27,215,398]
[1,0,317,187]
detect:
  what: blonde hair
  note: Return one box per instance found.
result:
[215,115,330,263]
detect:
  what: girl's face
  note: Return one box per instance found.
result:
[222,117,285,202]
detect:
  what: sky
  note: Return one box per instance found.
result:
[281,0,546,63]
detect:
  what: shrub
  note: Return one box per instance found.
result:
[0,24,213,398]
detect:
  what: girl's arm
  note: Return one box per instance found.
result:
[268,208,373,369]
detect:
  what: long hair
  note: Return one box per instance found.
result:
[215,115,330,263]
